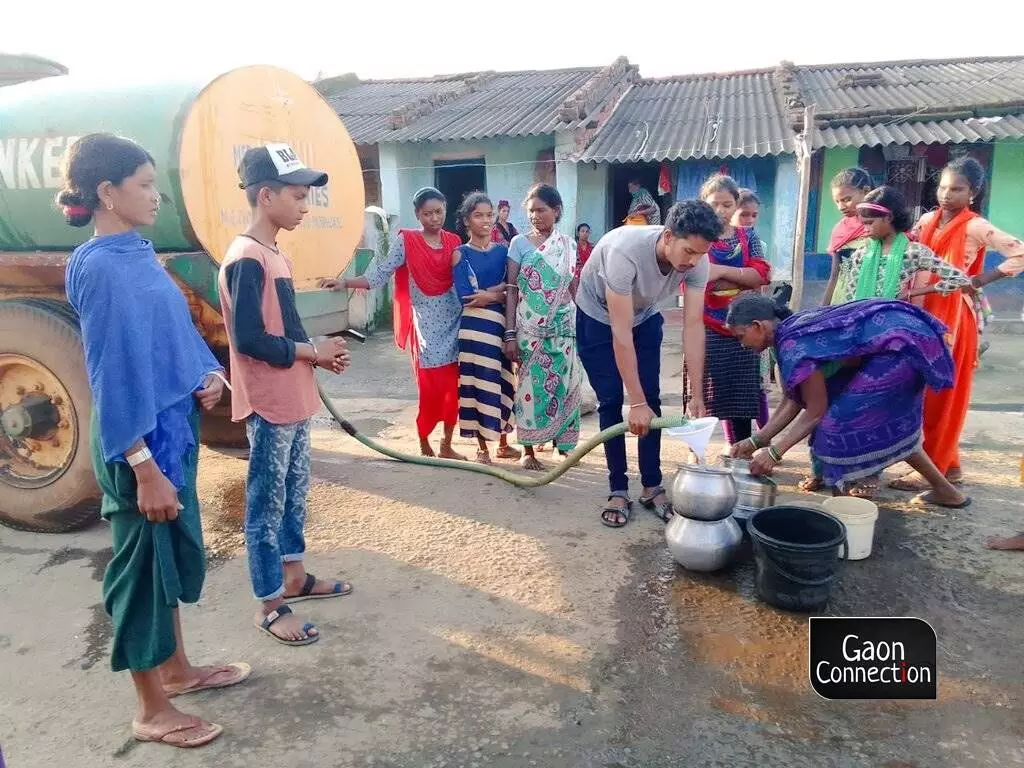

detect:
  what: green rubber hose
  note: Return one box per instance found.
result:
[317,382,686,488]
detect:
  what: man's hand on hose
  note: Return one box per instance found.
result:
[628,403,655,437]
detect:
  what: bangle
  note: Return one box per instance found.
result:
[748,434,763,449]
[629,402,648,410]
[767,446,783,463]
[126,446,153,467]
[309,342,318,367]
[503,330,517,341]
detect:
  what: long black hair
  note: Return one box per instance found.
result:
[727,293,793,327]
[944,156,987,210]
[56,133,154,227]
[860,186,913,232]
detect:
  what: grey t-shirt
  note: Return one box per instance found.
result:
[575,225,709,326]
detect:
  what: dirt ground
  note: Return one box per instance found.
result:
[2,318,1023,767]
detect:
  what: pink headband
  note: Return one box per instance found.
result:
[63,205,90,217]
[857,202,891,216]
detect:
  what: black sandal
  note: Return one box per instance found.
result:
[255,605,319,646]
[601,496,633,528]
[639,487,674,522]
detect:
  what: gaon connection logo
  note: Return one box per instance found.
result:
[809,617,937,700]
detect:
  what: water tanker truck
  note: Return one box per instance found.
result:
[0,65,367,532]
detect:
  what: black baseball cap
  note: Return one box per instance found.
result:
[238,142,328,189]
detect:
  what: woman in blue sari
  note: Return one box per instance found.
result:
[451,192,519,464]
[727,294,970,508]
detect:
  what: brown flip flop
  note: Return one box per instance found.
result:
[164,662,252,698]
[133,716,223,748]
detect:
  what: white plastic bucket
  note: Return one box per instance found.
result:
[822,497,879,561]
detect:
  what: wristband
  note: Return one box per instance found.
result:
[126,446,153,467]
[767,446,783,463]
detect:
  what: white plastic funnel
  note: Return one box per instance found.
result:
[665,417,719,460]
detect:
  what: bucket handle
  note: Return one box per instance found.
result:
[764,538,848,587]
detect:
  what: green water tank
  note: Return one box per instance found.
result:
[0,66,365,282]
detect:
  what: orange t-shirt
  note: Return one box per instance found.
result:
[218,236,320,424]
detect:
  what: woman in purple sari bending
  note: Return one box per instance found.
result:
[727,295,970,508]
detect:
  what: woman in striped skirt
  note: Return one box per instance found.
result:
[452,192,520,464]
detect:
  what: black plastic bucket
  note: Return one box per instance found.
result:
[747,505,848,612]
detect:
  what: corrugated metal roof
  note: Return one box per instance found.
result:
[382,68,601,143]
[0,52,67,88]
[816,114,1024,148]
[323,76,469,145]
[795,57,1024,118]
[578,71,793,162]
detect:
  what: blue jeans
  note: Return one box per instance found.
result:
[577,309,664,496]
[244,414,312,601]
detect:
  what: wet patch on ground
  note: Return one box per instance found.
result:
[35,546,112,581]
[65,602,113,671]
[606,497,1024,767]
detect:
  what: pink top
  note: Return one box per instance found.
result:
[913,211,1024,276]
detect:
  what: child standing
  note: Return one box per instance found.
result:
[219,144,353,647]
[822,168,873,306]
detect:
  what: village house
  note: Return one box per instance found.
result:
[780,56,1024,308]
[319,54,1024,319]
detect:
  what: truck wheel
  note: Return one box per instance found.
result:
[199,400,249,449]
[0,301,100,532]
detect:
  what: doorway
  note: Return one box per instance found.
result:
[434,158,486,233]
[608,162,664,228]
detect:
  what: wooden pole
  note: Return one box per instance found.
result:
[790,104,815,310]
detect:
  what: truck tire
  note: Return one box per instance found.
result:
[0,301,100,532]
[199,400,249,449]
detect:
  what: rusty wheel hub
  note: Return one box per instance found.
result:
[0,354,77,489]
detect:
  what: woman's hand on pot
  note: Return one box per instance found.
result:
[731,439,756,459]
[628,404,655,437]
[321,278,347,291]
[195,374,224,411]
[749,448,779,476]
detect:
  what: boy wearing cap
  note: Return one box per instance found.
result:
[218,144,352,646]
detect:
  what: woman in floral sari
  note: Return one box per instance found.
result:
[504,184,582,470]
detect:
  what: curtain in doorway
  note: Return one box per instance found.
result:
[675,160,759,201]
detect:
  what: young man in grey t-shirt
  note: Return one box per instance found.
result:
[576,200,722,527]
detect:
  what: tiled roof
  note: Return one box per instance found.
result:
[321,62,637,145]
[384,67,601,143]
[815,114,1024,148]
[790,56,1024,121]
[578,70,794,162]
[320,75,471,145]
[0,52,67,88]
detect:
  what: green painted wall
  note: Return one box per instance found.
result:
[988,141,1024,235]
[814,147,860,253]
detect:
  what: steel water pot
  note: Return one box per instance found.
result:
[665,514,744,572]
[668,464,737,521]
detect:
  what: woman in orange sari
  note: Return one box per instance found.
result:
[891,157,1024,490]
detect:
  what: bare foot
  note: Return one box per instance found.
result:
[946,467,964,485]
[521,455,544,471]
[438,444,466,461]
[420,441,435,458]
[475,449,492,465]
[986,533,1024,551]
[797,476,824,492]
[495,445,522,460]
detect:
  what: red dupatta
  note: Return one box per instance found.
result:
[393,229,462,352]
